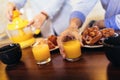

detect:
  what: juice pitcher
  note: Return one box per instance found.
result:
[7,10,40,48]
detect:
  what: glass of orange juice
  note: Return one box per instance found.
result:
[63,40,81,62]
[32,43,51,64]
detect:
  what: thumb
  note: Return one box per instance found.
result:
[57,36,66,59]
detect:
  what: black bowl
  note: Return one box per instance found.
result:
[0,43,22,65]
[103,33,120,66]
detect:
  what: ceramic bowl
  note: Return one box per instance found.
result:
[103,33,120,66]
[0,43,22,65]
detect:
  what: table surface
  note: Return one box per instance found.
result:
[0,46,120,80]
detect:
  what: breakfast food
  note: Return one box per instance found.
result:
[47,40,56,49]
[82,26,102,45]
[48,35,57,46]
[82,26,115,45]
[100,28,115,38]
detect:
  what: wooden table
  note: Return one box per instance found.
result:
[0,46,120,80]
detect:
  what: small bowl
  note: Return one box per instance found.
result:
[103,33,120,66]
[0,43,22,65]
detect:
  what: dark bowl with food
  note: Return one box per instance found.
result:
[0,43,22,66]
[103,33,120,66]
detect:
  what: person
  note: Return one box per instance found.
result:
[57,0,120,58]
[6,0,73,38]
[91,0,120,30]
[6,0,98,58]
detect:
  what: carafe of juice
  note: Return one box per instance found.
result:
[7,10,37,48]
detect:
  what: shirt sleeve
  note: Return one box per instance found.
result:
[105,14,120,30]
[42,0,65,19]
[70,0,98,23]
[9,0,27,9]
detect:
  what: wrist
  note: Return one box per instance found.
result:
[41,11,48,20]
[69,18,82,29]
[69,22,78,29]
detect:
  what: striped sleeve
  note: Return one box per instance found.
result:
[105,15,120,30]
[70,0,98,23]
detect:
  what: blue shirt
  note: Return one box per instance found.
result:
[71,0,120,30]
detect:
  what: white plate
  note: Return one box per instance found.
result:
[83,45,103,48]
[50,46,59,51]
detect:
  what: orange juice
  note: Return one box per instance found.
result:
[10,31,35,48]
[32,44,51,64]
[63,40,81,61]
[11,32,33,43]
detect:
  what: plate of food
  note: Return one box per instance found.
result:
[81,26,117,48]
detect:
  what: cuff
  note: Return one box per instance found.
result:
[105,16,120,30]
[70,11,85,23]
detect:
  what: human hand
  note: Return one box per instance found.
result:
[92,20,105,29]
[57,26,82,58]
[6,2,18,21]
[28,12,47,29]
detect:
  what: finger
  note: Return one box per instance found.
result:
[9,10,13,17]
[57,36,66,58]
[72,32,79,40]
[59,46,66,59]
[7,12,12,21]
[9,6,16,18]
[7,8,13,21]
[33,22,41,29]
[80,42,84,47]
[28,20,34,26]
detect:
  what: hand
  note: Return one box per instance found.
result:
[88,20,96,27]
[93,20,105,29]
[6,2,18,21]
[28,12,47,29]
[57,26,82,58]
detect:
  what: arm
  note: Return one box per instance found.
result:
[70,0,98,28]
[42,0,65,19]
[28,0,65,29]
[9,0,27,9]
[57,0,98,58]
[105,15,120,30]
[93,14,120,30]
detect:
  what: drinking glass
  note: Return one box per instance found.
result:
[63,40,81,62]
[32,43,51,64]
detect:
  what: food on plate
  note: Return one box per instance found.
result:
[47,40,56,49]
[48,35,57,46]
[82,26,102,45]
[82,26,115,45]
[100,28,115,38]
